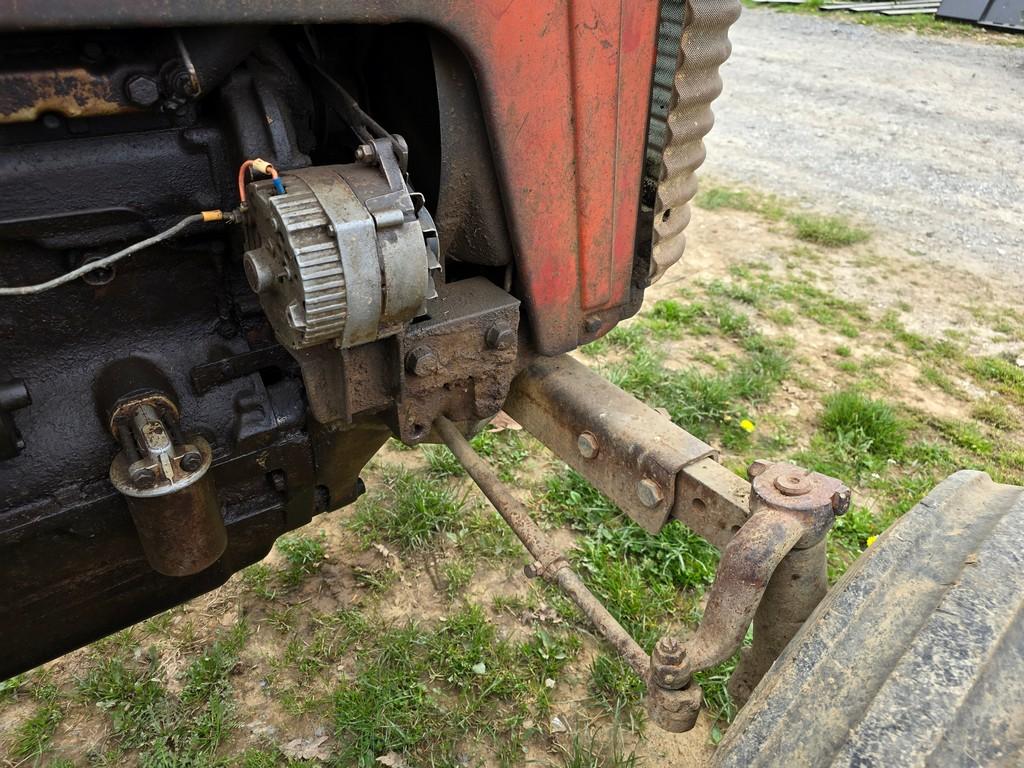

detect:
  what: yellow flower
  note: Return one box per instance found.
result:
[866,535,878,547]
[739,419,755,433]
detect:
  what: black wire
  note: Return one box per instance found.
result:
[296,40,407,171]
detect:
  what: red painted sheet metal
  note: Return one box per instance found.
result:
[441,0,660,353]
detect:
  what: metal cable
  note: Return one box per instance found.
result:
[0,213,212,296]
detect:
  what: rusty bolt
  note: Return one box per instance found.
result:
[124,74,160,107]
[180,450,203,473]
[130,466,156,488]
[485,324,515,351]
[584,316,602,334]
[354,143,376,163]
[523,560,544,579]
[774,471,813,496]
[747,459,772,480]
[405,346,439,377]
[577,431,599,459]
[831,486,852,516]
[636,478,664,508]
[654,636,686,666]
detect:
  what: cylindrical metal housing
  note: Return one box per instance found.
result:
[110,434,226,576]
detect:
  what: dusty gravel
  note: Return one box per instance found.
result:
[702,9,1024,287]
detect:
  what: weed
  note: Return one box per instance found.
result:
[835,345,852,357]
[276,532,327,586]
[588,654,645,723]
[241,563,276,599]
[542,471,718,646]
[352,466,464,550]
[965,356,1024,404]
[919,366,962,398]
[550,721,639,768]
[972,400,1016,430]
[789,214,868,247]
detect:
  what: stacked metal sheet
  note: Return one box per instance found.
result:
[820,0,941,14]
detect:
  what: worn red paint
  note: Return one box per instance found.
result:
[438,0,660,353]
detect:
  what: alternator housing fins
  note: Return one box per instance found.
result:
[243,146,439,352]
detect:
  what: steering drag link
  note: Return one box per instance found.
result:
[435,414,850,733]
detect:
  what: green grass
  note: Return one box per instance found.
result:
[329,604,576,767]
[789,214,869,247]
[965,355,1024,404]
[276,532,327,586]
[695,185,786,221]
[550,721,639,768]
[77,621,248,763]
[696,182,869,247]
[352,467,465,550]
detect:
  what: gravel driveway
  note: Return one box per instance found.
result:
[702,10,1024,284]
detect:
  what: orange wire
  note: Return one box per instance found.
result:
[237,160,255,204]
[236,160,280,204]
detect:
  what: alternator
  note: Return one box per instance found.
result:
[243,137,439,351]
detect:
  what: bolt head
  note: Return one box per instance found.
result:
[405,346,439,377]
[125,74,160,107]
[130,466,156,488]
[831,486,852,516]
[577,431,599,459]
[485,324,516,351]
[636,478,664,508]
[747,459,771,480]
[584,316,602,334]
[180,450,203,473]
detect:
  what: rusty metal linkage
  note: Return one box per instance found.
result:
[435,415,650,677]
[443,355,852,734]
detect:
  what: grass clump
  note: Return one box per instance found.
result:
[352,467,464,550]
[820,390,906,460]
[789,213,869,247]
[8,684,63,762]
[276,532,327,586]
[965,355,1024,404]
[544,471,718,646]
[77,622,248,763]
[696,184,786,221]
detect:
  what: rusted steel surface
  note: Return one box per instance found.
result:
[504,354,720,537]
[677,455,751,546]
[681,508,807,673]
[728,539,828,707]
[0,0,660,355]
[436,415,649,678]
